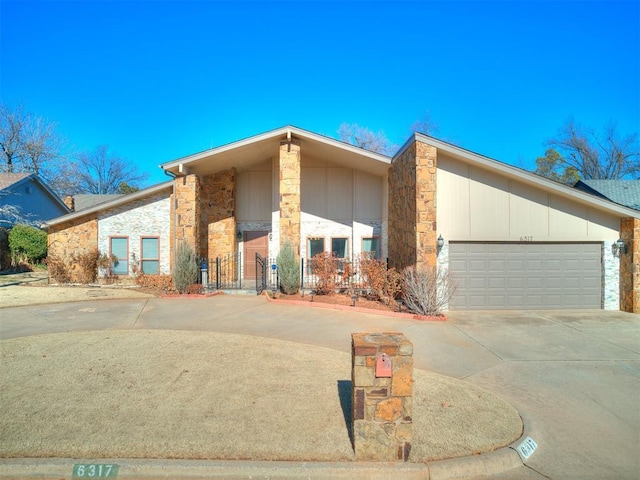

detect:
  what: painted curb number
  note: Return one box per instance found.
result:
[516,436,538,460]
[73,464,119,478]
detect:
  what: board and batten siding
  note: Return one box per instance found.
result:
[436,154,620,241]
[97,192,171,275]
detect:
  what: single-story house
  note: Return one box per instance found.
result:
[0,172,70,227]
[45,126,640,312]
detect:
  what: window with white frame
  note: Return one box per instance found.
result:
[141,237,160,274]
[110,237,129,275]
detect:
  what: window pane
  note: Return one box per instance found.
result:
[142,260,159,274]
[308,238,324,258]
[111,238,127,259]
[363,238,379,258]
[332,238,348,258]
[142,238,159,258]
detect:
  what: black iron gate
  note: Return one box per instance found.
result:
[256,253,267,294]
[209,252,242,289]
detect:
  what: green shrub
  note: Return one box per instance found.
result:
[8,224,47,265]
[276,240,300,294]
[173,242,198,294]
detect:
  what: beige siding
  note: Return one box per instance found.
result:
[355,171,383,221]
[437,154,620,241]
[237,163,272,222]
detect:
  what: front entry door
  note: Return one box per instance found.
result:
[243,231,268,280]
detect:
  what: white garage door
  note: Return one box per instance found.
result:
[449,243,602,310]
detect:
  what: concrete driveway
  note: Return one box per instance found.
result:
[1,295,638,479]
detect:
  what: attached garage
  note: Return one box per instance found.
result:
[449,242,602,310]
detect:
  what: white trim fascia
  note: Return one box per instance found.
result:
[43,181,173,228]
[159,125,392,171]
[414,133,640,219]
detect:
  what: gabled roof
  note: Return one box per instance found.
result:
[406,133,640,219]
[0,172,69,213]
[160,125,392,177]
[0,172,32,190]
[44,181,173,228]
[574,180,640,211]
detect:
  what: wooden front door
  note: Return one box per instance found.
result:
[243,231,268,280]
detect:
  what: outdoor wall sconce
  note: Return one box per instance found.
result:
[237,230,242,240]
[612,238,628,257]
[437,235,445,250]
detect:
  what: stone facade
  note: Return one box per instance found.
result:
[200,169,236,260]
[48,216,98,282]
[602,241,620,310]
[388,139,437,272]
[97,192,171,275]
[620,217,640,313]
[352,332,413,462]
[279,140,301,256]
[173,174,200,254]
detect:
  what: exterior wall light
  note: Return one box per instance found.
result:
[237,230,242,240]
[437,235,445,250]
[612,238,628,257]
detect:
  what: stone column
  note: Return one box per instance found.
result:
[173,174,201,255]
[201,169,236,261]
[351,332,413,461]
[279,140,301,256]
[620,217,640,313]
[387,137,437,271]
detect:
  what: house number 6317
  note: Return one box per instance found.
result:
[520,236,533,242]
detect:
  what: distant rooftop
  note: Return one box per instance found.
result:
[574,180,640,211]
[73,194,124,211]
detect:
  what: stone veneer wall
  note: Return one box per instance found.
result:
[47,216,98,282]
[97,192,171,275]
[173,174,200,254]
[602,241,620,311]
[620,217,640,313]
[388,139,437,271]
[279,140,301,256]
[200,169,236,260]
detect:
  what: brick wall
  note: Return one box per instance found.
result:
[200,169,236,260]
[279,140,301,256]
[387,139,437,272]
[620,217,640,313]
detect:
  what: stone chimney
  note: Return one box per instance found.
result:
[64,195,75,212]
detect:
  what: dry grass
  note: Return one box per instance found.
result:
[0,331,521,462]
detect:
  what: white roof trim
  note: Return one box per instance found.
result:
[160,125,391,170]
[44,181,173,228]
[413,133,640,219]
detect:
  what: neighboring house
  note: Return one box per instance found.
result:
[573,180,640,211]
[0,173,70,227]
[45,126,640,313]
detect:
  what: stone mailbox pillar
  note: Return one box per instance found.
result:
[351,332,413,461]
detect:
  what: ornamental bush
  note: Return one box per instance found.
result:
[401,266,457,316]
[8,224,47,265]
[173,242,198,294]
[276,240,300,294]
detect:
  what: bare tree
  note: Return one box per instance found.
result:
[337,123,396,155]
[409,111,440,136]
[0,103,68,182]
[539,119,640,181]
[0,104,25,173]
[75,145,147,194]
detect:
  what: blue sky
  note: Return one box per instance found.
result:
[2,0,638,186]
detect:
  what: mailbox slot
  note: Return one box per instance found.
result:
[375,353,392,378]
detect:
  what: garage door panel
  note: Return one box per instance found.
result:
[450,242,602,310]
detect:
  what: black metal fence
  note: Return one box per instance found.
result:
[198,252,243,290]
[300,255,374,292]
